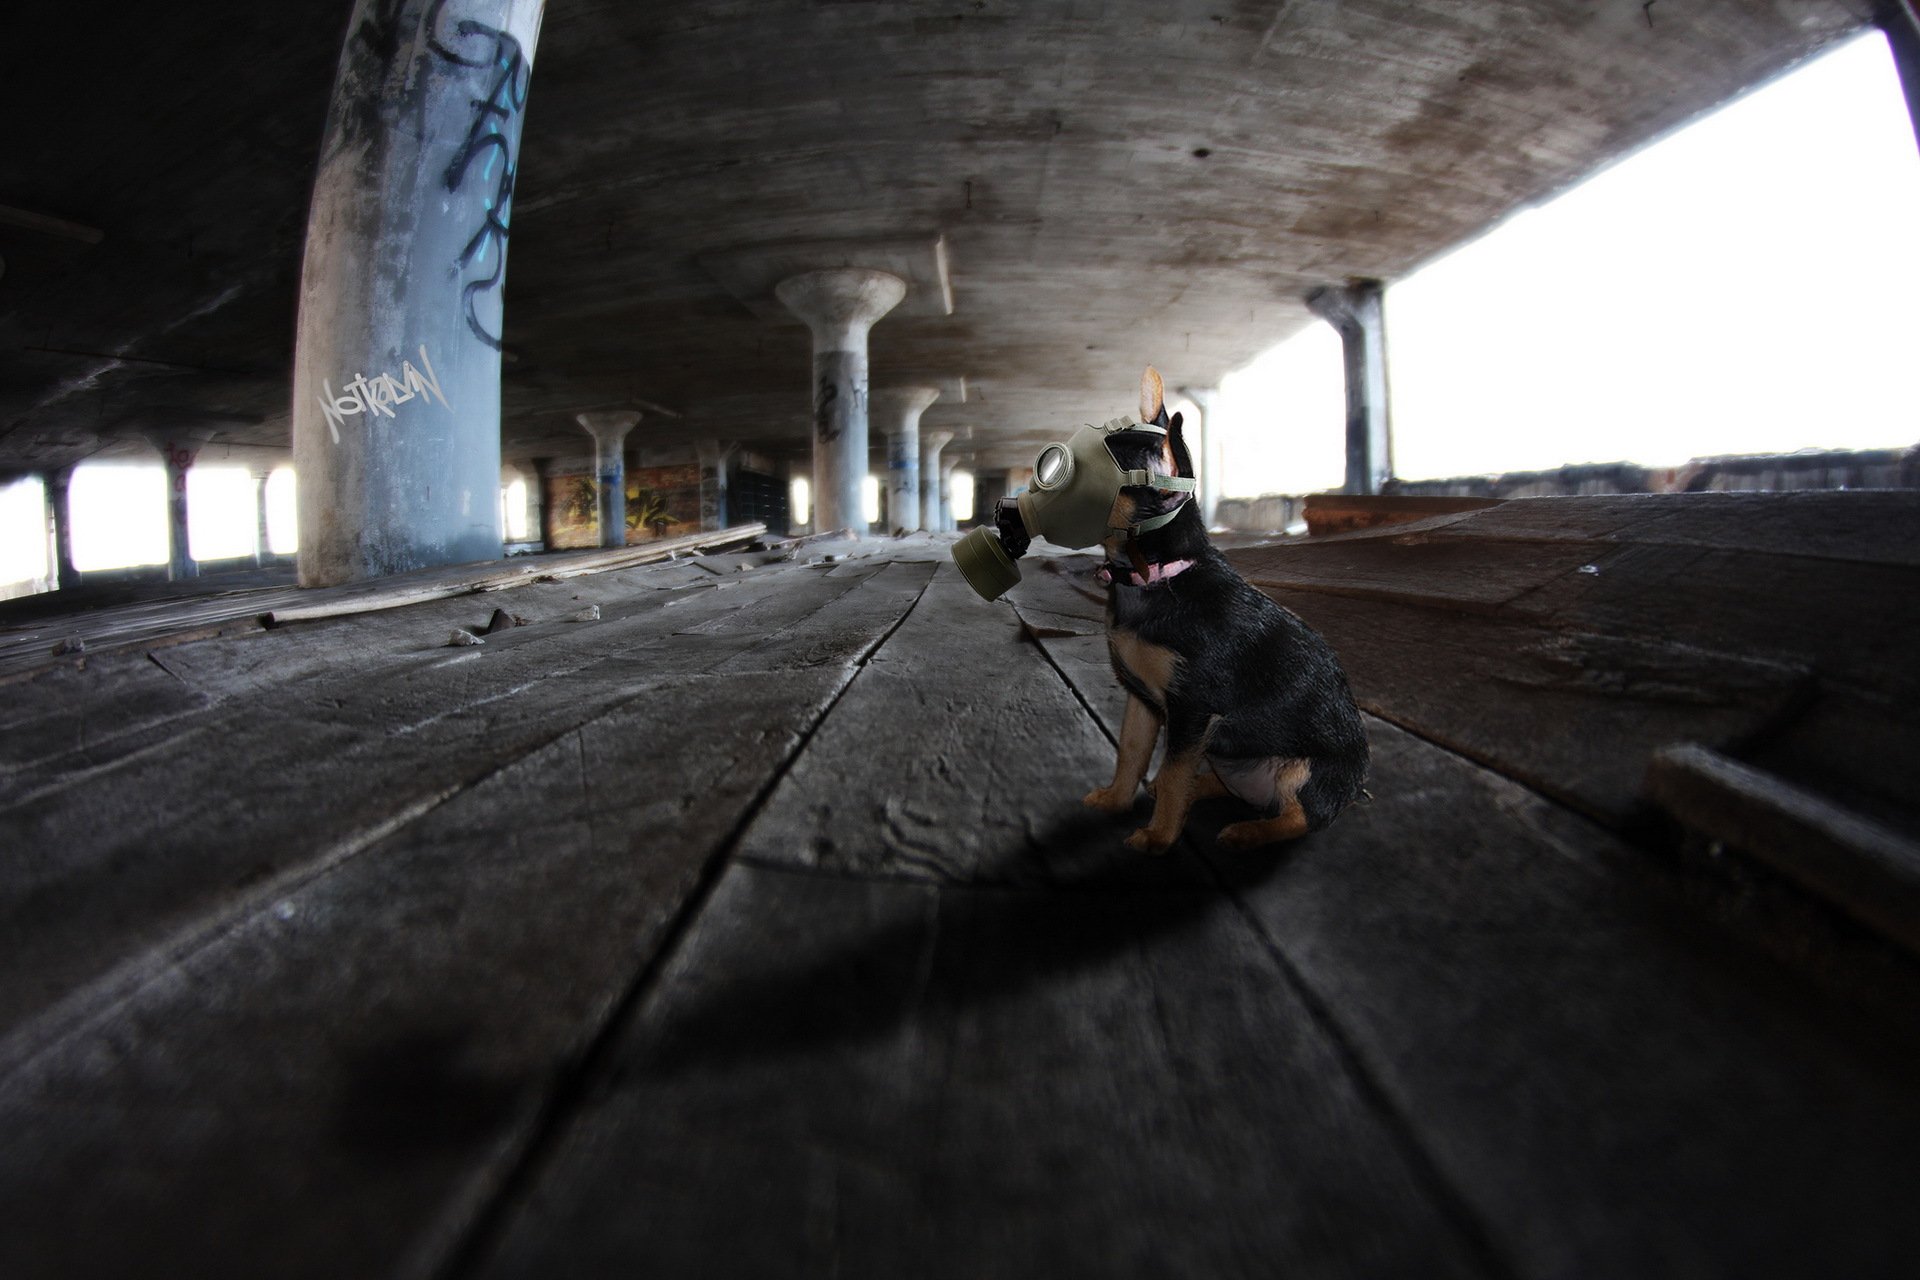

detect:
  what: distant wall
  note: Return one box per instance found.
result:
[542,462,703,549]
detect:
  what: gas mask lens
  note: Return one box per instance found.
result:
[1034,443,1072,489]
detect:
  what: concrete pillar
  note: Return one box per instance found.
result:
[251,468,276,565]
[290,0,546,587]
[774,269,906,537]
[872,386,937,532]
[46,466,79,591]
[1880,1,1920,157]
[144,435,198,581]
[1180,385,1222,528]
[698,440,736,531]
[531,456,555,547]
[921,431,952,535]
[1307,279,1392,496]
[939,457,959,532]
[576,411,640,549]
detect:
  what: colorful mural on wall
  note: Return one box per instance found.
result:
[544,464,702,549]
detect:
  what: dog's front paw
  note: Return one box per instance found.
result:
[1125,827,1172,854]
[1083,786,1133,813]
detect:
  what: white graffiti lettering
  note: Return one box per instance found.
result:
[317,345,452,443]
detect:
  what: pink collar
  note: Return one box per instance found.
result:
[1097,557,1195,588]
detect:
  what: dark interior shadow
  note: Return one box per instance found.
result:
[631,805,1302,1079]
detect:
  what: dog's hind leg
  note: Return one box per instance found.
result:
[1218,758,1313,848]
[1084,693,1160,812]
[1217,802,1310,848]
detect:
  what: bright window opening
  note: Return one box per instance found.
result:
[70,463,168,571]
[861,475,881,525]
[0,476,49,592]
[1213,324,1345,497]
[501,475,530,541]
[790,476,810,526]
[1387,32,1920,480]
[1213,30,1920,495]
[186,465,257,562]
[951,470,975,522]
[266,466,298,554]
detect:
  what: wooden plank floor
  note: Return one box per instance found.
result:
[3,508,1919,1279]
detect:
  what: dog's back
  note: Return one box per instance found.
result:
[1105,529,1369,833]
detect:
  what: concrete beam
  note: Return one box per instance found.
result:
[775,268,906,536]
[290,0,545,586]
[1307,280,1393,497]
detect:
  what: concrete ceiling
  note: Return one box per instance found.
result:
[0,0,1865,477]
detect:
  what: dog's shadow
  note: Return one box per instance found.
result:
[622,802,1300,1083]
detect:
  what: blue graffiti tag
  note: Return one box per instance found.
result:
[427,0,529,349]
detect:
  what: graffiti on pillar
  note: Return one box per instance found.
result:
[428,0,530,350]
[814,376,839,444]
[316,344,453,444]
[162,446,196,497]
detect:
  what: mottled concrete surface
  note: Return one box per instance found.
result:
[0,1,1864,475]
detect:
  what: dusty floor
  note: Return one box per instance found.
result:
[3,507,1919,1279]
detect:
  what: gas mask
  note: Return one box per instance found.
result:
[952,416,1196,600]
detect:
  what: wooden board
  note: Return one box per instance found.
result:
[0,525,767,682]
[1211,718,1920,1280]
[461,860,1492,1280]
[736,566,1196,889]
[0,565,930,1280]
[1251,586,1812,826]
[1434,491,1920,566]
[1232,535,1606,612]
[1304,493,1501,536]
[0,562,894,1051]
[1504,543,1920,704]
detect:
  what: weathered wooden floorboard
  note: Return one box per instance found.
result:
[0,557,834,800]
[735,566,1190,888]
[1502,543,1920,704]
[1003,556,1920,1273]
[0,566,703,776]
[0,563,901,1050]
[1002,556,1129,738]
[1249,586,1811,827]
[462,860,1493,1280]
[1231,536,1605,613]
[0,657,211,767]
[0,567,930,1280]
[1433,491,1920,567]
[1209,718,1920,1279]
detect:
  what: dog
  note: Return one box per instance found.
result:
[1082,368,1370,851]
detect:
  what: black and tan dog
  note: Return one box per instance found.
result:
[1083,369,1370,851]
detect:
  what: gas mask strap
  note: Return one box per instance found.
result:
[1129,499,1189,536]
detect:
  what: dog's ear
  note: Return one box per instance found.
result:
[1140,367,1170,428]
[1165,410,1195,478]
